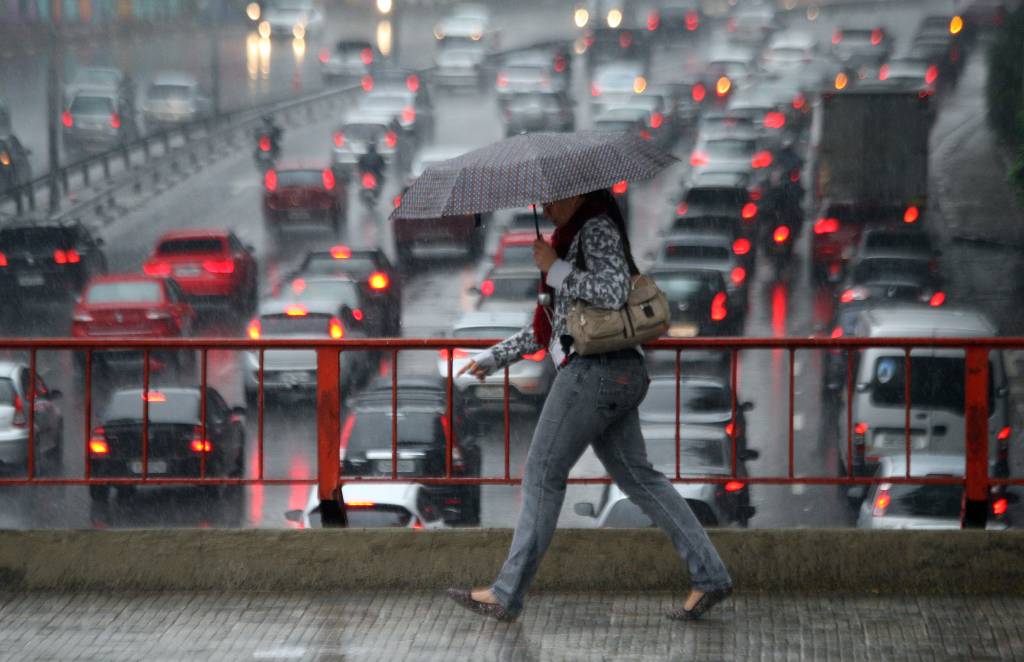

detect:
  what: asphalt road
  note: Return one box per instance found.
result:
[2,0,1021,531]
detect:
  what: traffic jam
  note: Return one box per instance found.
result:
[0,0,1020,532]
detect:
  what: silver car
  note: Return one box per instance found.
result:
[854,454,1011,530]
[142,73,210,129]
[437,311,555,414]
[0,361,63,473]
[63,88,135,153]
[331,110,399,174]
[433,46,487,90]
[287,482,450,529]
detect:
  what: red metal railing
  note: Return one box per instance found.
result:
[1,337,1021,528]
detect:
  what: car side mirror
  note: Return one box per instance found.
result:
[740,449,760,461]
[284,509,304,523]
[573,502,596,518]
[741,401,755,412]
[846,485,867,507]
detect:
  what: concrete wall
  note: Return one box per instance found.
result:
[2,529,1023,593]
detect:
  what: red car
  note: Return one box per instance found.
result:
[72,274,197,377]
[263,165,348,239]
[493,231,552,269]
[142,229,258,315]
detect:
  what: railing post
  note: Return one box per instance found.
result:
[316,347,346,527]
[962,347,990,529]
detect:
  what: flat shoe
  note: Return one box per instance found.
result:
[446,588,518,622]
[666,586,733,621]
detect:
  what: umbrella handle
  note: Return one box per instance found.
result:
[532,205,541,239]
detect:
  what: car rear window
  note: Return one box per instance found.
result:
[869,356,993,411]
[345,411,444,452]
[292,280,361,307]
[74,69,120,86]
[652,273,714,299]
[706,139,756,157]
[302,255,377,276]
[686,188,746,207]
[864,233,931,252]
[261,313,337,337]
[670,216,737,233]
[156,238,225,255]
[148,84,191,100]
[498,244,533,266]
[104,390,200,423]
[595,120,638,132]
[641,381,731,417]
[275,171,324,188]
[70,96,114,115]
[340,124,387,142]
[0,378,15,404]
[485,276,537,299]
[0,228,73,251]
[879,483,963,518]
[86,281,163,304]
[664,244,730,261]
[346,507,413,527]
[852,259,930,283]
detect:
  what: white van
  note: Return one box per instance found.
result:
[839,307,1010,478]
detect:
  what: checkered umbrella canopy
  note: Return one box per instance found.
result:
[390,131,677,219]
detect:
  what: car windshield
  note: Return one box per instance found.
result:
[879,483,964,518]
[148,84,191,100]
[0,378,15,405]
[260,313,336,337]
[595,70,639,88]
[641,381,731,417]
[157,238,225,255]
[345,411,444,452]
[852,259,930,283]
[0,228,73,251]
[301,255,377,275]
[664,244,730,261]
[652,273,713,300]
[869,356,993,411]
[86,281,163,304]
[70,96,114,115]
[292,280,360,304]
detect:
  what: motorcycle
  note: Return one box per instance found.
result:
[358,168,382,208]
[253,127,281,172]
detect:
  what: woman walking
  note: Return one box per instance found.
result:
[445,188,733,623]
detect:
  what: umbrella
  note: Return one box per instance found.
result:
[390,131,677,234]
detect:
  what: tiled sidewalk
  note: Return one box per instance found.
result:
[1,591,1022,661]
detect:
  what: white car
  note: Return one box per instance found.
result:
[437,311,555,415]
[0,361,63,473]
[142,72,210,128]
[262,4,322,39]
[286,482,451,529]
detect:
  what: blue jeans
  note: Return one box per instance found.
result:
[490,350,732,616]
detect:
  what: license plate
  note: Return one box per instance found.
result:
[668,323,698,338]
[17,273,44,287]
[175,266,201,277]
[376,459,417,474]
[129,460,168,474]
[475,386,504,400]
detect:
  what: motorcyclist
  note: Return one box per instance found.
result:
[357,139,387,184]
[256,114,282,156]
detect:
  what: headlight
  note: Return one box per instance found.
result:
[293,23,306,39]
[607,9,622,28]
[433,25,444,40]
[258,20,271,38]
[246,2,260,21]
[574,7,589,28]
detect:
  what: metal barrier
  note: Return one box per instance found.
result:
[0,337,1021,529]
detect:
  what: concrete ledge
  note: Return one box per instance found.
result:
[1,529,1023,593]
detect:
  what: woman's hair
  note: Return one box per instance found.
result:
[577,188,639,275]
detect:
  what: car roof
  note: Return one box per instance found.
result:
[341,481,424,506]
[341,111,394,126]
[453,310,530,329]
[649,265,726,280]
[104,387,203,423]
[88,273,166,285]
[878,453,965,477]
[0,361,21,379]
[158,229,229,242]
[690,170,750,187]
[259,298,339,316]
[858,307,995,337]
[70,87,119,100]
[150,72,197,86]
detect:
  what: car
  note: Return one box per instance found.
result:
[261,3,322,38]
[71,274,197,378]
[573,427,757,528]
[839,254,944,307]
[648,266,733,337]
[0,360,63,474]
[340,378,482,525]
[837,307,1011,479]
[433,5,497,48]
[500,207,545,237]
[319,40,378,83]
[495,51,565,104]
[856,227,940,263]
[438,311,555,416]
[645,0,703,36]
[810,200,913,284]
[605,95,671,145]
[277,274,385,338]
[831,26,891,73]
[330,111,400,176]
[639,374,754,455]
[262,165,347,239]
[759,31,817,74]
[491,231,552,269]
[242,296,372,405]
[284,245,402,336]
[62,87,137,153]
[142,72,210,129]
[654,233,749,323]
[356,87,435,145]
[592,106,648,138]
[868,58,940,98]
[432,45,488,91]
[64,66,134,107]
[0,133,32,196]
[502,91,575,136]
[695,111,757,139]
[689,133,772,176]
[582,26,650,69]
[589,61,647,112]
[142,229,258,316]
[286,482,451,529]
[86,386,246,502]
[0,218,107,309]
[574,0,637,31]
[702,49,757,101]
[854,455,1010,529]
[726,3,778,45]
[674,169,761,240]
[725,81,806,144]
[473,266,540,312]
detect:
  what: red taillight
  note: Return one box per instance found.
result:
[0,252,7,267]
[247,319,261,340]
[612,180,628,195]
[554,55,566,73]
[763,111,785,129]
[360,47,373,65]
[790,168,801,183]
[925,64,938,85]
[329,317,344,339]
[496,73,508,88]
[675,202,688,216]
[12,394,26,427]
[840,289,855,303]
[686,11,699,31]
[61,110,73,128]
[330,245,351,259]
[773,225,790,243]
[190,438,213,454]
[832,29,842,45]
[691,83,706,102]
[814,217,839,234]
[333,131,345,148]
[203,258,235,274]
[393,194,402,209]
[264,169,277,191]
[318,48,329,63]
[831,326,844,339]
[368,271,390,290]
[110,113,121,129]
[259,135,271,152]
[385,130,397,148]
[639,129,651,141]
[411,517,424,529]
[724,480,744,492]
[647,10,660,31]
[872,486,891,517]
[590,83,601,97]
[997,426,1011,441]
[929,291,946,307]
[689,150,709,167]
[361,172,377,190]
[730,266,746,285]
[993,497,1008,516]
[741,202,757,219]
[361,75,374,91]
[871,28,883,46]
[144,261,171,276]
[854,422,869,436]
[53,249,80,264]
[792,93,806,110]
[322,168,335,190]
[480,279,494,296]
[710,291,727,321]
[439,348,470,360]
[352,308,363,321]
[291,278,306,294]
[749,187,762,201]
[406,74,420,92]
[402,106,416,124]
[650,112,663,129]
[732,238,751,255]
[903,206,920,224]
[879,64,890,81]
[89,438,109,455]
[751,150,773,169]
[523,349,547,362]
